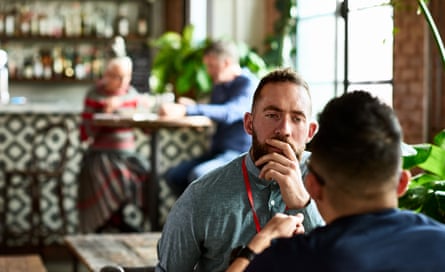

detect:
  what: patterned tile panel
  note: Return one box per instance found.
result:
[0,112,209,248]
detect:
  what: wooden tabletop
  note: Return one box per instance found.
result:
[0,254,47,272]
[93,112,213,130]
[65,232,162,272]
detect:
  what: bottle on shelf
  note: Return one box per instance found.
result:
[0,11,5,35]
[52,46,64,79]
[115,4,129,37]
[5,5,17,37]
[137,9,148,37]
[19,4,32,36]
[33,52,43,79]
[40,49,53,79]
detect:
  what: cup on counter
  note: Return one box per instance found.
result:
[138,92,175,114]
[9,96,27,105]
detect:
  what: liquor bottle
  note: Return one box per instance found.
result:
[0,12,5,35]
[19,4,31,36]
[41,49,53,79]
[52,46,64,79]
[137,10,147,37]
[115,4,129,37]
[33,52,43,79]
[5,6,17,36]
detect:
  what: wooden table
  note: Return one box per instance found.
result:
[65,232,162,272]
[93,113,213,230]
[0,254,47,272]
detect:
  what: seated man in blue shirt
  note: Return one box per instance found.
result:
[158,40,258,196]
[227,90,445,272]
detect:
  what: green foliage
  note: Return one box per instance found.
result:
[149,25,268,99]
[262,0,297,67]
[149,25,212,97]
[400,130,445,223]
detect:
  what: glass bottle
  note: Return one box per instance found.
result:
[115,4,129,37]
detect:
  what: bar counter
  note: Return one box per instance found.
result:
[0,103,210,249]
[0,100,82,113]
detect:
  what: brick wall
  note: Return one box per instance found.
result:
[393,0,445,143]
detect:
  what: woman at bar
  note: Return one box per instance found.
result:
[77,53,150,233]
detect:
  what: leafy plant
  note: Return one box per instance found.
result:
[149,25,268,99]
[149,25,212,98]
[397,0,445,223]
[400,130,445,223]
[262,0,297,68]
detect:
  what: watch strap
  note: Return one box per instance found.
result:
[236,245,257,261]
[230,245,257,264]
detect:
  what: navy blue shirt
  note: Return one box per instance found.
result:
[186,68,257,153]
[247,209,445,272]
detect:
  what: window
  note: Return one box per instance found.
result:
[296,0,393,117]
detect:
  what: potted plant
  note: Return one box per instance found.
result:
[149,25,211,99]
[397,0,445,222]
[401,130,445,223]
[149,24,268,100]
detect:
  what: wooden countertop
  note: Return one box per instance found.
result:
[65,232,162,272]
[93,112,213,129]
[0,101,82,113]
[0,254,47,272]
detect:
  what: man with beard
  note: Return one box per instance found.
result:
[155,68,324,272]
[227,91,445,272]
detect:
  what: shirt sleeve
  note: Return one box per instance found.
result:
[186,73,256,124]
[156,188,203,271]
[286,200,325,232]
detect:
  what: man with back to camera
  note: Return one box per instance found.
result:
[156,68,324,272]
[158,39,258,197]
[227,90,445,272]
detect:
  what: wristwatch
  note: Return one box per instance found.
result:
[230,245,257,263]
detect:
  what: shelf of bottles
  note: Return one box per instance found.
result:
[0,1,150,82]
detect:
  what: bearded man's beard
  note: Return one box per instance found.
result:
[251,130,305,169]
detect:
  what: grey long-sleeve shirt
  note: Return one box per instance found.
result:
[156,152,324,272]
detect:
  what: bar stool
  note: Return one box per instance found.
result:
[1,121,71,252]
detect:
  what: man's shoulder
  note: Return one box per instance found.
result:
[196,155,244,181]
[188,155,245,191]
[238,69,258,84]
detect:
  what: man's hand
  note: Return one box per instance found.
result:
[103,96,122,113]
[255,138,310,209]
[226,213,304,272]
[158,102,187,117]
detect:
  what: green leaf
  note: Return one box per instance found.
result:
[176,70,193,93]
[410,173,443,187]
[417,145,445,178]
[196,66,212,92]
[182,25,195,49]
[150,32,181,49]
[433,130,445,149]
[403,143,432,169]
[399,186,427,211]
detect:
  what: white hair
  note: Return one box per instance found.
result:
[107,56,133,75]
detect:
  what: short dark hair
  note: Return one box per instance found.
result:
[309,90,402,187]
[204,40,239,62]
[251,67,311,113]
